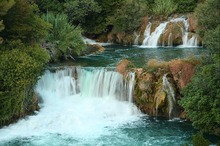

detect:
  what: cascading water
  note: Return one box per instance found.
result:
[83,37,112,46]
[168,33,173,46]
[162,74,176,119]
[0,67,141,144]
[141,17,199,47]
[133,32,140,45]
[182,33,198,47]
[142,22,168,47]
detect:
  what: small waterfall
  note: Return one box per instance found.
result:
[141,17,198,47]
[126,72,135,103]
[162,74,176,119]
[182,33,198,47]
[133,32,140,45]
[83,37,112,46]
[168,33,173,46]
[142,22,168,47]
[142,23,152,45]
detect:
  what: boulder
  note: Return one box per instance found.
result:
[169,59,198,89]
[80,44,105,56]
[116,59,133,76]
[188,13,197,33]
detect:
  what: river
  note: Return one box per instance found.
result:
[0,45,207,146]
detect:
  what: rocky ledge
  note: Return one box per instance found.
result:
[117,58,200,119]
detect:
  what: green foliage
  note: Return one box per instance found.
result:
[107,0,149,32]
[195,0,220,37]
[180,0,220,135]
[203,25,220,54]
[192,132,211,146]
[152,0,177,17]
[174,0,198,13]
[0,44,49,124]
[180,59,220,135]
[42,13,86,61]
[64,0,101,26]
[0,0,15,17]
[0,0,15,44]
[84,0,124,33]
[1,0,51,45]
[33,0,65,13]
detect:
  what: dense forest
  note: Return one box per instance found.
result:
[0,0,219,141]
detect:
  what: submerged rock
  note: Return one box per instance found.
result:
[80,44,105,56]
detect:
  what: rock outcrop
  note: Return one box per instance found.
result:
[118,58,199,119]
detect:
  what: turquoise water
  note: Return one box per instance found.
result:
[71,45,206,67]
[0,45,210,146]
[0,117,194,146]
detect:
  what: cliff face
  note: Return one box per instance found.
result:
[95,14,202,46]
[117,59,199,119]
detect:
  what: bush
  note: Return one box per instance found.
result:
[192,132,211,146]
[195,0,220,37]
[152,0,177,17]
[107,0,149,32]
[0,44,49,124]
[179,61,220,135]
[174,0,198,13]
[42,13,86,61]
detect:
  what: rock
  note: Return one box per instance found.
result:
[169,59,198,89]
[96,34,108,42]
[80,44,105,56]
[151,21,160,33]
[116,59,133,76]
[188,13,197,33]
[179,111,187,119]
[155,86,166,110]
[132,58,199,118]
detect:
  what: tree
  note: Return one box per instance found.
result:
[180,0,220,135]
[174,0,198,13]
[152,0,177,17]
[42,13,86,62]
[33,0,65,13]
[0,42,49,124]
[64,0,101,27]
[195,0,220,37]
[107,0,149,32]
[80,0,124,33]
[0,0,15,44]
[180,61,220,135]
[1,0,51,45]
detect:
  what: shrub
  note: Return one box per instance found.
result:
[42,13,86,61]
[152,0,177,17]
[174,0,198,13]
[0,44,49,124]
[107,0,149,32]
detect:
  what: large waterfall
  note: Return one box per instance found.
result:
[141,17,198,47]
[0,67,141,143]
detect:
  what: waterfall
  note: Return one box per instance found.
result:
[37,67,135,102]
[133,32,140,45]
[182,33,198,47]
[141,17,198,47]
[168,33,173,47]
[0,67,141,142]
[142,22,168,47]
[162,74,176,119]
